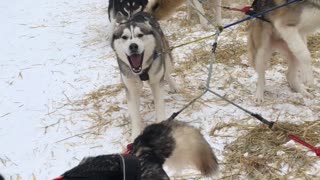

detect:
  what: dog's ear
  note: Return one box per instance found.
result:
[115,12,127,24]
[141,0,148,6]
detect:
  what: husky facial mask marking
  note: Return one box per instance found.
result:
[113,21,156,74]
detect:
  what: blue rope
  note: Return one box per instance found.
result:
[223,0,302,29]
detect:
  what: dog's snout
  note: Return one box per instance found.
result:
[129,43,139,53]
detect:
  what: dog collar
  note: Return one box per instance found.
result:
[139,51,160,81]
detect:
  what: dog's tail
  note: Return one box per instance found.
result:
[165,121,218,176]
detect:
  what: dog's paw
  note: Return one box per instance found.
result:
[299,87,313,99]
[300,68,314,87]
[254,90,264,104]
[168,85,179,93]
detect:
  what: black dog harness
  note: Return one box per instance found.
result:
[139,51,160,81]
[54,154,141,180]
[118,154,141,180]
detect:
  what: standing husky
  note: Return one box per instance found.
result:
[111,12,178,140]
[248,0,320,103]
[107,0,222,33]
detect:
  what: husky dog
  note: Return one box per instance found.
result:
[111,12,178,140]
[248,0,320,103]
[56,120,219,179]
[107,0,222,33]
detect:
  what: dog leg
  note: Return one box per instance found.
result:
[122,76,143,140]
[300,34,314,87]
[188,0,208,29]
[274,21,314,87]
[150,82,165,122]
[213,0,222,24]
[254,44,272,104]
[166,74,179,93]
[282,48,313,98]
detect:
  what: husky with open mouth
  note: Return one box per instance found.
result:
[111,12,178,140]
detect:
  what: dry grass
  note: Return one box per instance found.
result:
[52,1,320,178]
[218,121,320,179]
[308,33,320,59]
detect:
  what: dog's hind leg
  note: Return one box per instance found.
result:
[280,45,312,97]
[188,0,208,28]
[150,82,165,122]
[273,21,314,88]
[213,0,222,24]
[165,55,179,93]
[122,76,143,140]
[166,74,179,93]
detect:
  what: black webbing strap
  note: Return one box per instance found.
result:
[118,154,141,180]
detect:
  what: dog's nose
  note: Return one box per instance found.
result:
[129,43,139,53]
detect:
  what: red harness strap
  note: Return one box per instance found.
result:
[122,143,134,156]
[220,6,251,13]
[53,176,64,180]
[288,134,320,157]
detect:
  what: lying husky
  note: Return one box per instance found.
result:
[248,0,320,103]
[107,0,222,33]
[56,120,219,179]
[111,12,178,140]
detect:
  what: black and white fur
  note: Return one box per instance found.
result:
[58,120,218,179]
[111,12,177,140]
[107,0,222,41]
[248,0,320,103]
[107,0,149,42]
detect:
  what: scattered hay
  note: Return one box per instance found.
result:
[220,121,320,179]
[73,83,123,107]
[308,33,320,59]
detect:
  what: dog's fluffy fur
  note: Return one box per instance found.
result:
[59,120,218,179]
[145,0,222,26]
[111,12,178,140]
[248,0,320,103]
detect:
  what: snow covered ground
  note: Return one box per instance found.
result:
[0,0,319,179]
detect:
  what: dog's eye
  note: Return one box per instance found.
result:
[137,34,144,38]
[122,36,128,40]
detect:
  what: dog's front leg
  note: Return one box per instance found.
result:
[254,46,272,104]
[150,82,165,122]
[123,76,143,140]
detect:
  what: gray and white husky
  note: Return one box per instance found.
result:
[111,12,178,140]
[248,0,320,103]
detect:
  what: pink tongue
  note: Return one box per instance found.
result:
[129,54,142,68]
